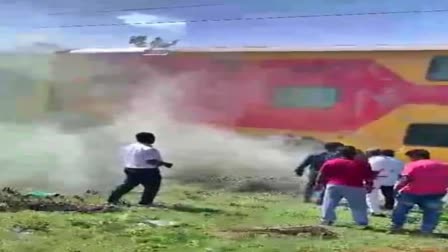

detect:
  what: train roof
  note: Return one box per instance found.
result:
[63,44,448,54]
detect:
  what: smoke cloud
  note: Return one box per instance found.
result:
[0,52,319,194]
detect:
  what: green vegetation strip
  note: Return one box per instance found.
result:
[0,184,447,252]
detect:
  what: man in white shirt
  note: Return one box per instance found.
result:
[366,149,388,216]
[107,132,173,206]
[366,148,404,215]
[379,149,404,210]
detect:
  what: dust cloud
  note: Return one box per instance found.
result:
[0,51,320,194]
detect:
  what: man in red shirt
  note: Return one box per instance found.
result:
[316,146,374,227]
[391,149,448,234]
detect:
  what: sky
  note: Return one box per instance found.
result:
[0,0,448,50]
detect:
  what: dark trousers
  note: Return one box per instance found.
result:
[304,170,325,204]
[380,186,395,210]
[392,193,445,233]
[108,168,162,205]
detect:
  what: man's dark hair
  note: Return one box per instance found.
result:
[381,149,395,157]
[136,132,155,144]
[339,145,357,160]
[405,149,430,160]
[324,142,344,152]
[365,148,382,158]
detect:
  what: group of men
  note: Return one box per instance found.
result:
[296,142,448,234]
[105,132,448,235]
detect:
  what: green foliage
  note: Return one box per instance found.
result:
[12,214,50,232]
[0,185,447,252]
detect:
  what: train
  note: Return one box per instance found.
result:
[43,45,448,160]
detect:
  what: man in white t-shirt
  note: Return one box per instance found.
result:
[366,148,404,215]
[107,132,173,206]
[366,149,388,216]
[379,149,404,210]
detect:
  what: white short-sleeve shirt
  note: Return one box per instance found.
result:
[121,142,163,169]
[368,156,404,187]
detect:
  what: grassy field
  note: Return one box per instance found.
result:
[0,183,448,252]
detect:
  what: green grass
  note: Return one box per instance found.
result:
[1,184,448,252]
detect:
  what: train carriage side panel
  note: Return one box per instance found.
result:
[49,48,448,161]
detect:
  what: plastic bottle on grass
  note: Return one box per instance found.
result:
[25,191,59,198]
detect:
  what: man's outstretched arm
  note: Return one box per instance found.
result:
[295,155,313,176]
[145,149,173,168]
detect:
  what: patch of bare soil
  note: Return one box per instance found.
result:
[362,249,444,252]
[0,187,120,213]
[224,225,338,239]
[168,175,301,194]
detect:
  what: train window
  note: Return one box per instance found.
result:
[427,56,448,81]
[273,86,338,108]
[403,123,448,147]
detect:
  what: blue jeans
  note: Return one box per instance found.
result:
[322,184,369,226]
[391,193,445,233]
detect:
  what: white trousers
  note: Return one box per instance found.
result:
[366,187,382,214]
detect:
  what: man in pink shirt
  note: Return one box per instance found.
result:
[317,146,374,227]
[391,149,448,234]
